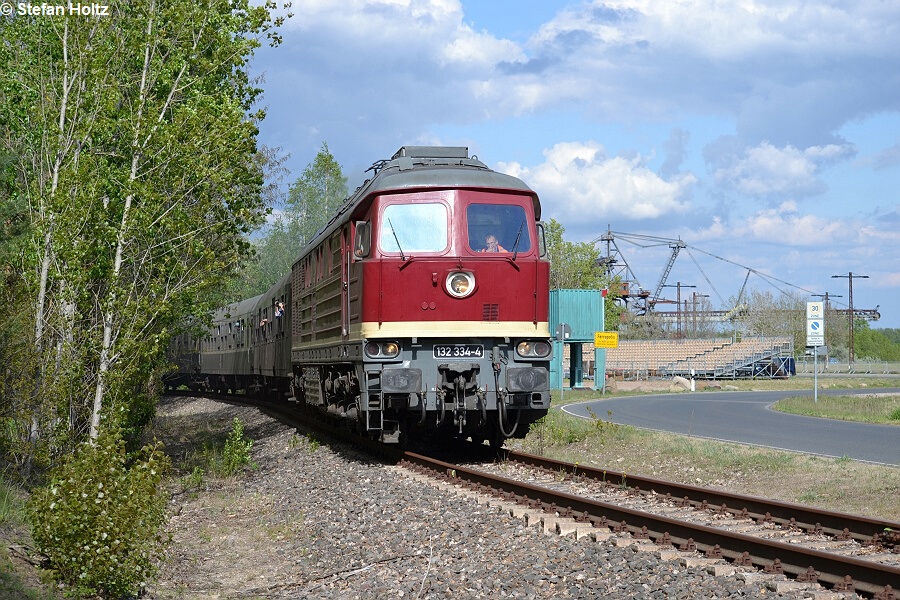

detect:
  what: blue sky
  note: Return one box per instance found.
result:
[251,0,900,329]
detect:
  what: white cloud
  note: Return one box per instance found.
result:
[286,0,520,66]
[738,202,844,245]
[441,26,524,66]
[496,141,695,222]
[531,1,898,60]
[859,225,900,242]
[710,141,855,198]
[687,216,728,242]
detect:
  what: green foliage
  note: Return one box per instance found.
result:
[853,322,900,361]
[530,410,595,446]
[27,428,170,598]
[221,417,254,476]
[180,466,205,492]
[287,142,349,244]
[585,407,621,436]
[728,288,808,353]
[544,219,626,329]
[877,328,900,345]
[0,0,291,475]
[230,142,348,299]
[288,433,320,453]
[889,408,900,421]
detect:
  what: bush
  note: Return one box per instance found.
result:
[27,428,170,599]
[221,417,253,476]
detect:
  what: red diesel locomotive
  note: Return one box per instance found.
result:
[168,146,552,445]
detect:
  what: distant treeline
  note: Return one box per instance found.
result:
[858,326,900,361]
[875,328,900,345]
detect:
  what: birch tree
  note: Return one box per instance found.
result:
[231,142,347,298]
[1,0,290,470]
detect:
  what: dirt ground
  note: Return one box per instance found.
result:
[3,383,898,598]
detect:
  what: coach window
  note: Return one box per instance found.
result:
[379,203,448,254]
[466,203,532,254]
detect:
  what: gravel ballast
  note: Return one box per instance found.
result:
[146,396,848,599]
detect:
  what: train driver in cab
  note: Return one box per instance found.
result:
[481,234,507,252]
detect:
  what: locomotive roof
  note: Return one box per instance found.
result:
[303,146,541,254]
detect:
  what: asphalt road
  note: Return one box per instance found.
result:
[562,388,900,466]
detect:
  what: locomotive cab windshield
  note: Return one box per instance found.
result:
[466,203,532,255]
[379,202,449,254]
[372,194,538,258]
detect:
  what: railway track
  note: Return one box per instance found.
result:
[396,449,898,597]
[170,391,900,597]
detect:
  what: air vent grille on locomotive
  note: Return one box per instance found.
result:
[482,303,499,321]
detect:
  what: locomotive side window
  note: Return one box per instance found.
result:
[353,221,371,259]
[379,203,448,253]
[466,203,532,254]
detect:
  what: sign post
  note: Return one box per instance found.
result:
[806,301,825,403]
[593,331,618,395]
[555,323,571,402]
[593,331,619,348]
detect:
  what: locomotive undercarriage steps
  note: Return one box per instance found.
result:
[363,370,401,443]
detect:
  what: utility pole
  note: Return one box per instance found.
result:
[692,292,710,336]
[811,292,842,363]
[663,282,695,337]
[831,273,868,363]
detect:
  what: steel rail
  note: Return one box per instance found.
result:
[500,449,899,545]
[400,450,900,596]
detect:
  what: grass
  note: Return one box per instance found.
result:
[556,375,900,404]
[145,404,261,495]
[0,553,60,600]
[0,477,25,528]
[773,393,900,424]
[0,477,62,600]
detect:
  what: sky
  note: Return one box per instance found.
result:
[250,0,900,329]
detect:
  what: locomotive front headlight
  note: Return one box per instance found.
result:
[365,341,400,358]
[516,340,551,358]
[445,271,475,298]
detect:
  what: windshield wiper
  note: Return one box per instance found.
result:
[388,218,406,261]
[511,220,525,261]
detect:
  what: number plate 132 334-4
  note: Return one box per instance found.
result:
[433,344,484,359]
